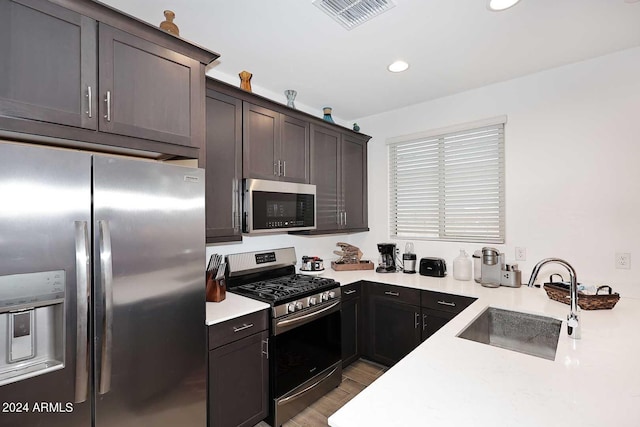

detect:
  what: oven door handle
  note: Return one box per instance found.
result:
[277,366,339,406]
[274,300,340,334]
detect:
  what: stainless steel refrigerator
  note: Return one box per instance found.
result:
[0,142,206,427]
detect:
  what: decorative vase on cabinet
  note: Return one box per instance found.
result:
[285,90,297,109]
[322,107,335,124]
[239,71,253,92]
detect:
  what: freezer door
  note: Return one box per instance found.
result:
[0,142,92,427]
[92,156,206,427]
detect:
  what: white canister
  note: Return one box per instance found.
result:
[453,249,472,281]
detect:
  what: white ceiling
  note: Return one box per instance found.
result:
[100,0,640,121]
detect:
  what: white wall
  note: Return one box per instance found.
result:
[207,47,640,297]
[349,47,640,296]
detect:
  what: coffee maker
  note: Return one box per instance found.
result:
[376,243,398,273]
[480,247,522,288]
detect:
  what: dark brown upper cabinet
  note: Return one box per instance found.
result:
[341,132,368,230]
[98,24,202,147]
[243,102,310,184]
[0,0,97,129]
[310,123,369,233]
[0,0,218,159]
[204,89,243,244]
[310,124,341,231]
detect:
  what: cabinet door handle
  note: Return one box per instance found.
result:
[344,290,357,295]
[414,312,420,329]
[261,338,269,359]
[274,161,279,176]
[422,313,428,331]
[231,179,239,232]
[104,90,111,122]
[344,211,347,225]
[384,291,400,297]
[282,160,286,177]
[232,323,254,333]
[86,86,93,118]
[437,300,456,307]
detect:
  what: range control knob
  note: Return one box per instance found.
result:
[295,301,304,310]
[321,292,329,302]
[308,297,317,306]
[287,303,296,313]
[328,291,336,299]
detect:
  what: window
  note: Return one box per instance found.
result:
[388,117,505,243]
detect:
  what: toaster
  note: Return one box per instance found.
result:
[419,258,447,277]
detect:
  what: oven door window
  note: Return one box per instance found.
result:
[272,310,340,397]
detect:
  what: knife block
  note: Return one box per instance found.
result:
[206,274,226,302]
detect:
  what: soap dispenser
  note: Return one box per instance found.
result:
[453,250,472,281]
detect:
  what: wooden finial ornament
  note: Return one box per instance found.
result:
[160,10,180,36]
[239,71,253,92]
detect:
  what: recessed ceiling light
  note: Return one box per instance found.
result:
[388,60,409,73]
[487,0,522,11]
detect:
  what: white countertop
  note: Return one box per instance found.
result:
[205,292,270,326]
[320,268,640,427]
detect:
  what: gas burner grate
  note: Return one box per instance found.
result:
[233,274,337,302]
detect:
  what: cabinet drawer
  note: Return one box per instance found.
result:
[366,282,420,306]
[421,291,476,314]
[208,309,269,350]
[341,281,362,301]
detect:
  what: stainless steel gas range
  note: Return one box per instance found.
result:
[226,247,342,427]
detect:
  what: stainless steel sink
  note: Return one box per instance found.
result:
[457,307,562,361]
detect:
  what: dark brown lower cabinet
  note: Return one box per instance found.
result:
[358,282,477,367]
[421,308,456,342]
[341,282,363,368]
[420,290,477,342]
[208,310,269,427]
[366,294,421,367]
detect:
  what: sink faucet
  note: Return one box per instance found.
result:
[528,258,580,339]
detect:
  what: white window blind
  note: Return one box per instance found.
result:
[388,121,505,243]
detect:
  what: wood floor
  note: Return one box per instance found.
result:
[255,359,387,427]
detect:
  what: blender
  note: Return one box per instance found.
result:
[402,242,416,274]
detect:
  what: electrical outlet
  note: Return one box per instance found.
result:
[515,247,526,261]
[615,253,631,270]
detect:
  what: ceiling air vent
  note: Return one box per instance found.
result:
[312,0,396,30]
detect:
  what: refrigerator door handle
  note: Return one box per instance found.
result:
[74,221,90,403]
[98,220,114,395]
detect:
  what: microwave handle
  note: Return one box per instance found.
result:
[237,179,242,232]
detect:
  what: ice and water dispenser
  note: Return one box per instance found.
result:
[0,270,66,386]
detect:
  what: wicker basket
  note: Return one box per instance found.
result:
[543,284,619,310]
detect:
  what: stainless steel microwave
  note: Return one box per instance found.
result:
[243,179,316,234]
